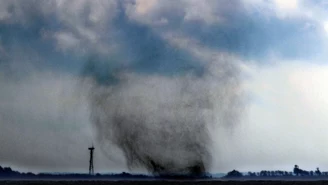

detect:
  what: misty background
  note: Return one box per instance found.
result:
[1,0,328,174]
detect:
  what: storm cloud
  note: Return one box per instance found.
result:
[1,0,328,174]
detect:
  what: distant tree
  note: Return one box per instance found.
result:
[26,172,35,176]
[315,168,321,176]
[294,165,311,176]
[310,171,314,176]
[294,165,300,176]
[225,170,243,178]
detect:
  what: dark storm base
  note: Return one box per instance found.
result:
[149,159,207,177]
[2,180,328,185]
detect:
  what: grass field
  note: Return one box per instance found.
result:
[1,180,328,185]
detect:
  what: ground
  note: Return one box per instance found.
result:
[1,180,328,185]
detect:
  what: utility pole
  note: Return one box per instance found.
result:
[88,145,95,175]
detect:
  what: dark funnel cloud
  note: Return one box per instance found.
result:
[78,1,243,176]
[82,49,242,176]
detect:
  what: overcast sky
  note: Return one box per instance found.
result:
[1,0,328,174]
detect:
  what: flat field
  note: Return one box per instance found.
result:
[1,180,328,185]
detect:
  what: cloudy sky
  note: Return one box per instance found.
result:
[1,0,328,174]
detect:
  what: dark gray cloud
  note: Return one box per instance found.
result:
[84,53,243,174]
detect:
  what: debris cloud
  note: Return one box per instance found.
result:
[83,54,243,175]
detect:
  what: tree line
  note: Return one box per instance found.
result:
[226,165,328,178]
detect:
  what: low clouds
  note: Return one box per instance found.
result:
[125,0,241,26]
[1,0,326,61]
